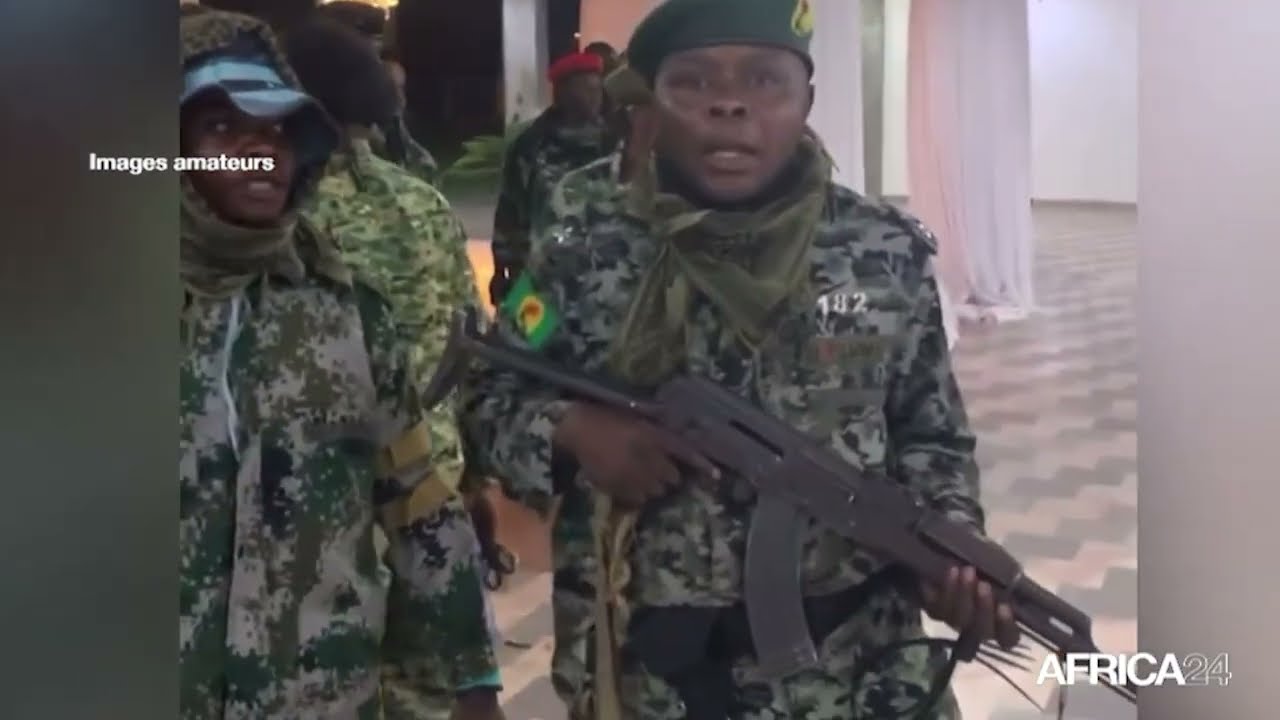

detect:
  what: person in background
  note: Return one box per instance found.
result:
[315,0,440,183]
[281,14,506,720]
[602,60,656,180]
[488,51,612,306]
[178,10,501,720]
[583,40,621,75]
[312,0,385,35]
[460,0,1019,718]
[586,42,632,150]
[376,44,441,184]
[384,47,409,109]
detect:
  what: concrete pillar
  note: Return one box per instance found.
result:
[808,0,866,192]
[880,0,911,199]
[860,0,885,198]
[501,0,548,126]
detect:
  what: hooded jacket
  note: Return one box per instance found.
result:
[178,12,499,719]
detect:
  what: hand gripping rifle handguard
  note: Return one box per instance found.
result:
[425,308,1138,715]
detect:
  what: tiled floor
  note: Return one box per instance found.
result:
[473,204,1138,720]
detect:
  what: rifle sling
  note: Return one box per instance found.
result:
[624,567,910,719]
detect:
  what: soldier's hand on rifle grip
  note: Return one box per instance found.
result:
[552,402,719,508]
[921,566,1021,650]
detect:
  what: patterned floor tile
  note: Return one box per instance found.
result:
[485,204,1138,720]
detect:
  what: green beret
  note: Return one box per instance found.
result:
[626,0,815,82]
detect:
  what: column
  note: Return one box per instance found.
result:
[879,0,910,199]
[860,0,886,198]
[501,0,548,126]
[907,0,1035,318]
[808,0,866,192]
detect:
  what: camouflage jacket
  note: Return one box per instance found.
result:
[180,263,498,719]
[462,156,983,609]
[490,108,614,271]
[307,136,484,493]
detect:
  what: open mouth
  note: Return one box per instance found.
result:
[238,170,287,200]
[238,166,285,190]
[703,143,760,172]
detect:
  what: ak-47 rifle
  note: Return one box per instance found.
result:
[426,307,1138,716]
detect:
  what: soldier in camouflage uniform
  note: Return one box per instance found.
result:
[462,1,1021,718]
[584,41,623,143]
[373,51,441,185]
[314,1,441,184]
[283,16,512,717]
[488,51,614,306]
[178,11,502,720]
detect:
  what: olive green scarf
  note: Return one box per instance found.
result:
[179,176,306,300]
[607,137,831,386]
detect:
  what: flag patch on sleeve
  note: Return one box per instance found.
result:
[500,272,559,349]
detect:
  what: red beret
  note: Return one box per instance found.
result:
[548,52,604,84]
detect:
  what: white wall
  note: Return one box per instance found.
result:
[1028,0,1137,202]
[1138,1,1280,716]
[579,0,658,50]
[880,0,1137,203]
[810,0,867,192]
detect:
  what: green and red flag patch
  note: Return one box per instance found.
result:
[500,272,559,349]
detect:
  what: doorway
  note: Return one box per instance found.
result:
[395,0,503,164]
[395,0,581,164]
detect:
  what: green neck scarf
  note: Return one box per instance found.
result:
[607,137,831,386]
[179,176,306,300]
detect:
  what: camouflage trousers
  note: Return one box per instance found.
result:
[548,512,599,716]
[554,585,963,720]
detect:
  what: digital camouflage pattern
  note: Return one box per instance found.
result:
[462,155,982,719]
[307,135,483,486]
[490,110,615,276]
[179,270,500,720]
[303,137,499,717]
[180,12,498,719]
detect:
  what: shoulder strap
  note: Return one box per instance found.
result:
[880,203,939,254]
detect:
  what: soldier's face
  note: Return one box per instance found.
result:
[180,94,296,227]
[653,45,812,204]
[587,46,619,71]
[386,61,407,110]
[557,72,604,121]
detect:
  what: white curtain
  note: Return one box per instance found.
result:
[808,0,867,193]
[907,0,1035,325]
[808,0,959,348]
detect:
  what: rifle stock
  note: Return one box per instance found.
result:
[446,308,1137,706]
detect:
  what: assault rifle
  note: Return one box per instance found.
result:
[426,307,1138,713]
